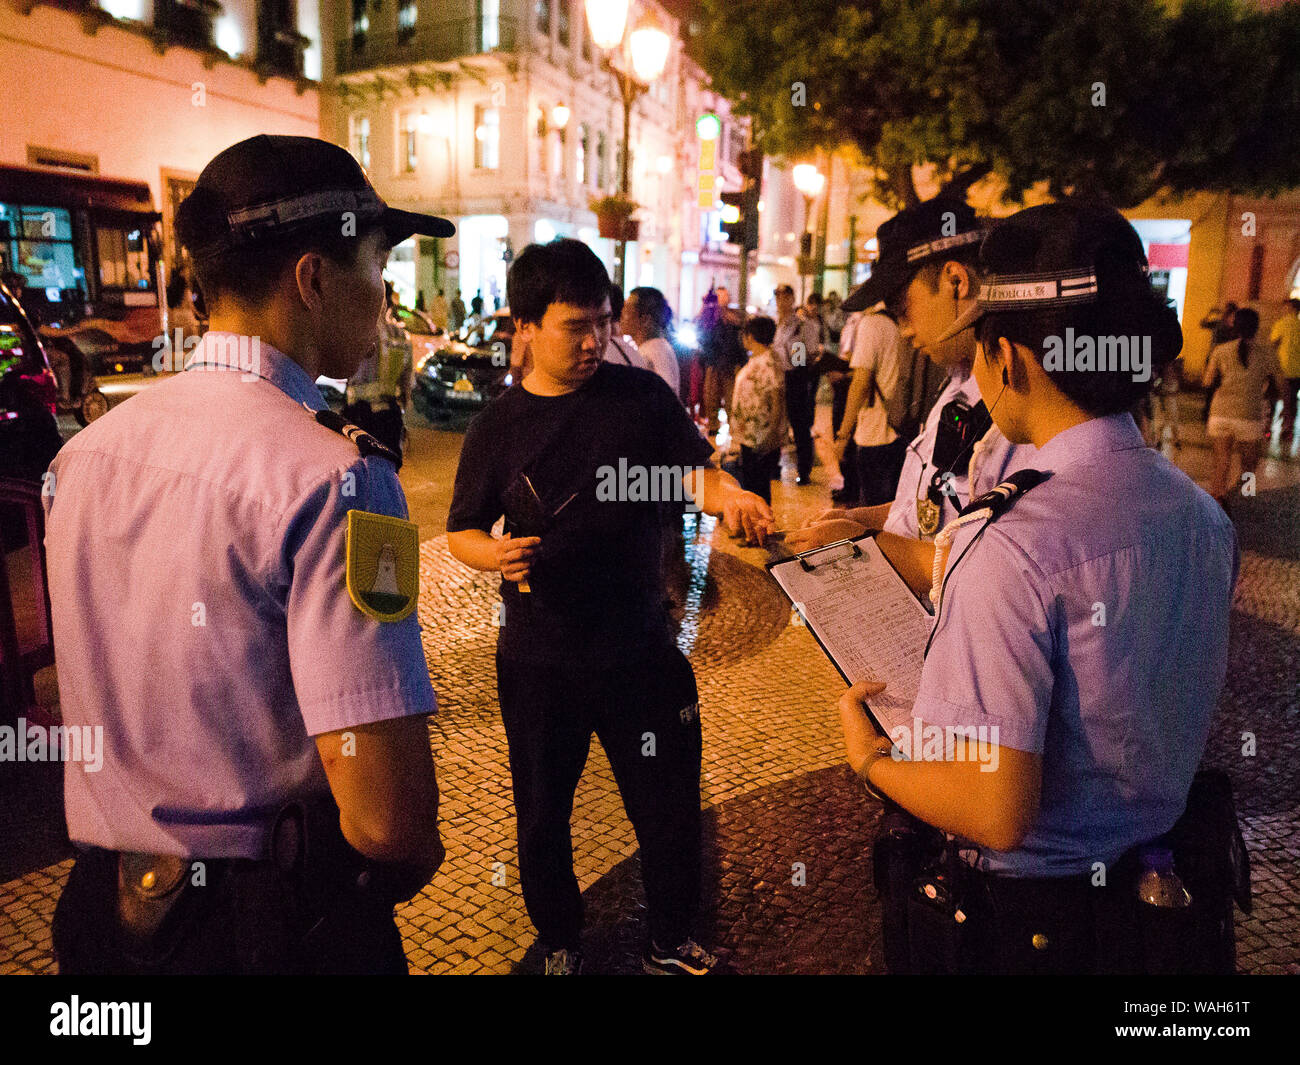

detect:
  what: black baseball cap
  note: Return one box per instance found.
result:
[937,201,1151,342]
[177,135,454,261]
[842,197,984,313]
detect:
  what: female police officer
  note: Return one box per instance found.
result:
[839,201,1238,973]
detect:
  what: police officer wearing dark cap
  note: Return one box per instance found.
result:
[44,135,452,974]
[837,201,1241,974]
[788,197,1037,599]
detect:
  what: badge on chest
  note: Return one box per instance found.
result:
[917,496,941,536]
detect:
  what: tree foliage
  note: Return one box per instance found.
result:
[693,0,1300,208]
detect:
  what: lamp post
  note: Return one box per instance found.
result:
[792,163,825,304]
[585,0,669,289]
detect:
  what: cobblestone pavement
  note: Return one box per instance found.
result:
[3,407,1298,975]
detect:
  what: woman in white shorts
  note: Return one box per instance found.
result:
[1202,308,1286,505]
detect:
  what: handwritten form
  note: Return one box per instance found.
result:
[769,537,933,736]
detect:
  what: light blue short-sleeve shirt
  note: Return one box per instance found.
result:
[914,413,1238,877]
[882,364,1037,541]
[42,334,436,859]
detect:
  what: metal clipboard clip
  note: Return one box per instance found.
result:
[795,538,864,572]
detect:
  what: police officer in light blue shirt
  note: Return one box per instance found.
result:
[788,197,1036,597]
[44,135,453,974]
[839,202,1238,973]
[880,363,1020,541]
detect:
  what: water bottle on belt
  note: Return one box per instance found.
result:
[1136,844,1193,972]
[1137,845,1192,908]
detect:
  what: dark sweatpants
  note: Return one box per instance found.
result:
[496,643,702,951]
[856,436,908,506]
[830,375,860,501]
[738,445,780,503]
[783,366,818,480]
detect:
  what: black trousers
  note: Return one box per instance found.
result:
[855,436,908,506]
[496,643,702,950]
[830,377,860,501]
[783,367,819,480]
[52,845,408,975]
[738,445,780,503]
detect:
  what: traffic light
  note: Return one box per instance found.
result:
[720,150,762,251]
[721,190,746,246]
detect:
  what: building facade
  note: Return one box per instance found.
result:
[1,0,322,276]
[1125,189,1300,374]
[322,0,810,322]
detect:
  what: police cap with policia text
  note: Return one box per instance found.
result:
[937,201,1157,343]
[842,196,985,313]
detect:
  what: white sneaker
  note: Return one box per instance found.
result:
[643,938,722,975]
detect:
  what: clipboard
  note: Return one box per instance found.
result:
[766,535,933,739]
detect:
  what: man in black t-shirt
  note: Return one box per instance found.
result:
[447,239,774,975]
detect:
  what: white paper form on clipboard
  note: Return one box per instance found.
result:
[767,536,934,738]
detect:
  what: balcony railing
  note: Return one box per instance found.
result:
[153,0,222,53]
[258,22,312,79]
[336,16,517,76]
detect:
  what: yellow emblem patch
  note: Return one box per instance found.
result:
[346,510,419,622]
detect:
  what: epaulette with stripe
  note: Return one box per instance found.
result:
[313,408,402,467]
[957,469,1049,521]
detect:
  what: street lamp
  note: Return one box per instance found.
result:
[585,0,670,288]
[792,163,825,302]
[551,103,571,130]
[629,24,671,84]
[792,163,826,202]
[586,0,630,49]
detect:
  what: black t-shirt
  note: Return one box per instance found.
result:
[447,362,715,664]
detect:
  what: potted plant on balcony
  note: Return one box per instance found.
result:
[590,195,640,242]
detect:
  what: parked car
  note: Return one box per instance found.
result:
[390,305,450,365]
[0,281,64,482]
[315,376,347,412]
[413,310,515,419]
[316,303,437,415]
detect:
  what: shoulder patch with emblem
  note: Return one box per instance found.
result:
[346,510,420,621]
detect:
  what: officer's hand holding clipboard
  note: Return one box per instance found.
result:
[837,680,900,793]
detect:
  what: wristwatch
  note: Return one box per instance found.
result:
[856,737,897,803]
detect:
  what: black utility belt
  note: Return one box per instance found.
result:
[873,770,1250,975]
[92,847,271,967]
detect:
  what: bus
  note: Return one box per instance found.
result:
[0,164,165,377]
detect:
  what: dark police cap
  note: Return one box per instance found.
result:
[842,197,984,313]
[177,135,454,260]
[938,201,1151,342]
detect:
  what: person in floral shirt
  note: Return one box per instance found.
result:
[729,316,786,503]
